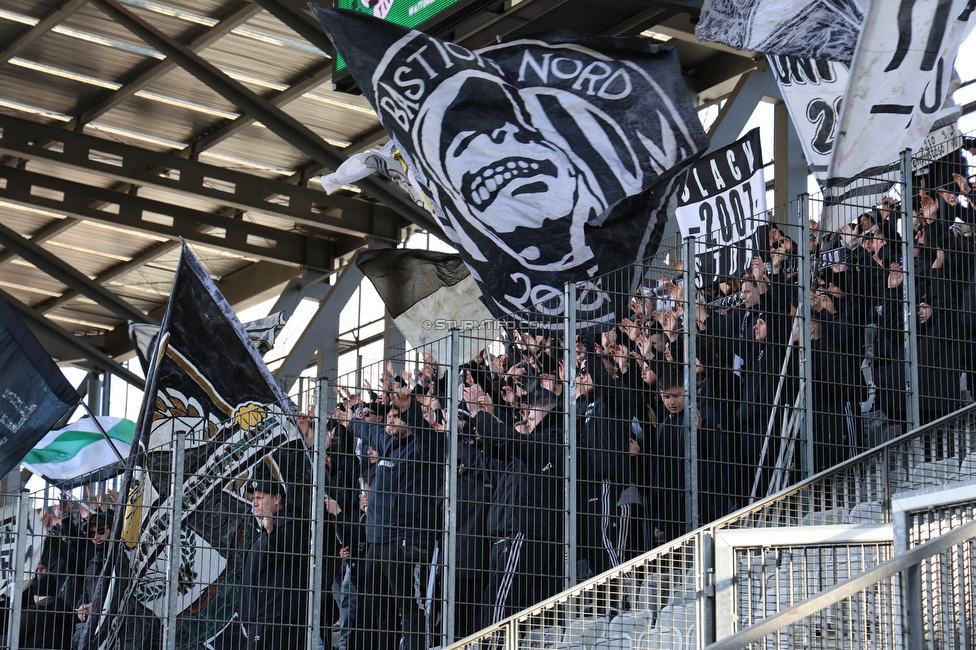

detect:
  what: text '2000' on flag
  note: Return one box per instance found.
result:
[87,244,309,650]
[313,7,709,325]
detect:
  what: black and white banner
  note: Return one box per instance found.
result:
[355,248,499,362]
[0,293,79,480]
[696,0,865,63]
[769,55,849,184]
[823,0,976,229]
[0,502,44,600]
[90,244,308,650]
[676,129,767,287]
[312,6,709,326]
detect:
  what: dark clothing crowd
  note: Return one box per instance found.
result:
[11,156,976,650]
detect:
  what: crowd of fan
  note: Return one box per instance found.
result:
[307,161,976,649]
[10,162,976,650]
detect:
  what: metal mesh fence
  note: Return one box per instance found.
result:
[4,135,976,649]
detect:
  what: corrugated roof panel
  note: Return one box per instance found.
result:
[94,93,230,148]
[282,93,383,146]
[48,302,125,330]
[206,33,323,84]
[0,65,97,117]
[200,122,311,174]
[0,210,65,236]
[48,222,151,262]
[0,0,60,20]
[0,262,68,301]
[14,25,149,83]
[74,1,203,44]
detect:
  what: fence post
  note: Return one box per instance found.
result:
[893,504,924,649]
[8,489,30,650]
[683,237,698,533]
[445,329,461,644]
[564,281,578,589]
[163,431,186,650]
[310,382,327,650]
[899,148,921,431]
[797,193,815,479]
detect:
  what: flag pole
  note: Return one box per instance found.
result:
[79,401,126,463]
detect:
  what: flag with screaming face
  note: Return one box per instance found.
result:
[312,7,709,326]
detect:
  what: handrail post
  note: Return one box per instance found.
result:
[163,431,186,650]
[8,489,31,650]
[797,193,815,480]
[683,236,698,533]
[445,329,461,645]
[310,383,327,650]
[899,148,920,431]
[564,281,578,589]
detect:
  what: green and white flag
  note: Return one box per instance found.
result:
[23,416,134,483]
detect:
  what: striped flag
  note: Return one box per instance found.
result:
[22,416,133,484]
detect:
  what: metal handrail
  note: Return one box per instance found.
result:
[704,517,976,650]
[447,402,976,649]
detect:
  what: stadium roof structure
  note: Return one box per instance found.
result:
[0,0,769,385]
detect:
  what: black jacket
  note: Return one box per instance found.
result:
[348,413,448,547]
[238,514,310,625]
[472,409,565,542]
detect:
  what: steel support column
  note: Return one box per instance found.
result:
[773,100,808,211]
[706,66,775,152]
[273,263,364,383]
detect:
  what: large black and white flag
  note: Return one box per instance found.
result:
[0,293,79,480]
[89,244,309,650]
[312,7,709,326]
[356,247,499,362]
[675,129,767,288]
[696,0,865,63]
[823,0,976,229]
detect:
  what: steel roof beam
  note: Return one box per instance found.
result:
[183,60,333,158]
[71,2,263,128]
[0,289,145,389]
[90,0,443,235]
[0,216,78,267]
[0,220,155,324]
[0,114,397,240]
[247,0,333,54]
[272,261,364,384]
[0,165,334,269]
[32,240,180,315]
[0,0,89,66]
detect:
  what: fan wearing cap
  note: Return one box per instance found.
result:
[238,466,310,650]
